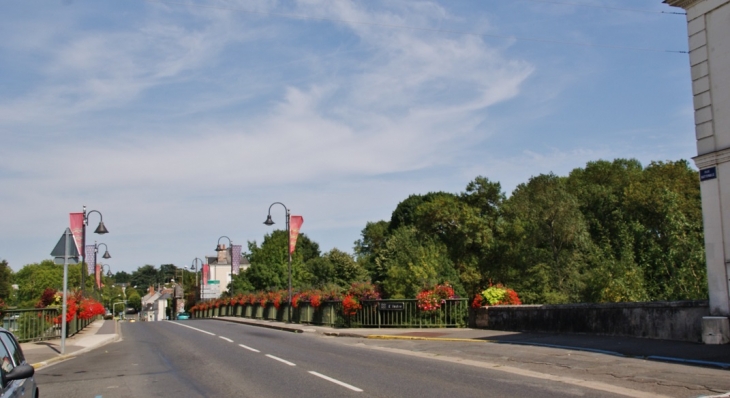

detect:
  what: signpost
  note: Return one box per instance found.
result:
[50,228,80,355]
[378,302,405,311]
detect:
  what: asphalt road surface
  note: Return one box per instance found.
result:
[34,320,726,398]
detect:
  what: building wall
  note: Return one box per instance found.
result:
[472,301,709,342]
[667,0,730,317]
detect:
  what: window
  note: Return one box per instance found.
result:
[0,337,13,386]
[0,333,23,367]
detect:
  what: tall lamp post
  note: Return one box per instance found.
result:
[214,236,233,291]
[263,202,291,323]
[190,257,204,302]
[94,242,111,291]
[81,206,109,294]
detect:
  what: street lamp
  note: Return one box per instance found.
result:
[264,202,292,323]
[81,206,109,294]
[94,242,111,290]
[190,257,204,301]
[101,264,112,278]
[113,300,127,320]
[215,236,233,290]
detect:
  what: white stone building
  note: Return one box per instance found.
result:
[665,0,730,343]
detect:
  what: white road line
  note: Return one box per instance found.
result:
[168,321,215,336]
[239,344,260,353]
[219,336,233,343]
[265,354,296,366]
[308,371,363,392]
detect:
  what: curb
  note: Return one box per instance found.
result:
[365,335,489,343]
[30,330,121,369]
[211,317,304,333]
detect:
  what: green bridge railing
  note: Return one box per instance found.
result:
[2,308,99,343]
[193,299,469,328]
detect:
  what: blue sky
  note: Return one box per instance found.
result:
[1,0,695,274]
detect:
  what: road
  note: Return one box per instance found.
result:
[35,320,728,398]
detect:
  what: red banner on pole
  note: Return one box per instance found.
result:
[69,213,84,256]
[202,264,209,285]
[289,215,303,254]
[95,265,101,289]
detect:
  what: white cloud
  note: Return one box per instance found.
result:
[0,0,695,272]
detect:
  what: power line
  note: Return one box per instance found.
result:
[493,0,686,15]
[142,0,688,54]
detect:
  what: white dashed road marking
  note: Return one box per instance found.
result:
[309,371,363,392]
[168,321,215,335]
[219,336,233,343]
[266,354,296,366]
[239,344,260,353]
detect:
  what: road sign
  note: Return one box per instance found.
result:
[700,167,717,181]
[378,302,405,311]
[51,228,79,264]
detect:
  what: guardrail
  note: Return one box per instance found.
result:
[2,309,99,343]
[193,299,469,328]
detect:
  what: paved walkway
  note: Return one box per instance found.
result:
[20,319,120,368]
[20,317,730,370]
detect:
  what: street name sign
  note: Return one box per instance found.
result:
[378,302,405,311]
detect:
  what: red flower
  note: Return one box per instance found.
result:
[342,295,361,316]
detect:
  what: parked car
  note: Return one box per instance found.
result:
[0,327,38,398]
[104,311,113,320]
[176,312,191,320]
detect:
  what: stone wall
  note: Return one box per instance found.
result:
[471,300,709,342]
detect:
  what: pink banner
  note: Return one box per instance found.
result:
[202,264,209,285]
[231,245,242,275]
[95,265,101,289]
[85,245,95,275]
[69,213,84,257]
[289,215,303,254]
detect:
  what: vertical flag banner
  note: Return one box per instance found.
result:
[69,213,84,256]
[289,216,304,254]
[85,245,95,275]
[231,245,242,275]
[95,265,101,289]
[202,264,209,285]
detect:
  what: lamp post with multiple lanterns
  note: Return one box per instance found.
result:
[81,206,109,294]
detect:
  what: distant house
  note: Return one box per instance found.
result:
[141,287,171,321]
[202,245,249,299]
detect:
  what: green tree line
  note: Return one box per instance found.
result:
[2,158,707,307]
[231,158,707,304]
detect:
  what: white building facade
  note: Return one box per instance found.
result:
[666,0,730,343]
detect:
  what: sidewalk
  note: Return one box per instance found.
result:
[212,316,730,370]
[19,316,730,371]
[20,319,120,369]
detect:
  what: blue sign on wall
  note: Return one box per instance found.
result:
[700,167,717,181]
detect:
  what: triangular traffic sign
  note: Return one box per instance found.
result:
[51,228,80,263]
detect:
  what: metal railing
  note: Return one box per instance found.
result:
[349,299,469,328]
[193,298,470,329]
[2,309,100,343]
[2,308,61,342]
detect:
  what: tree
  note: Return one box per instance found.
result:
[414,194,491,295]
[113,271,131,283]
[240,230,313,292]
[0,260,12,301]
[353,220,390,284]
[377,227,453,299]
[389,192,454,231]
[499,174,594,304]
[306,248,367,288]
[130,265,160,291]
[12,260,83,308]
[159,264,177,285]
[127,290,142,312]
